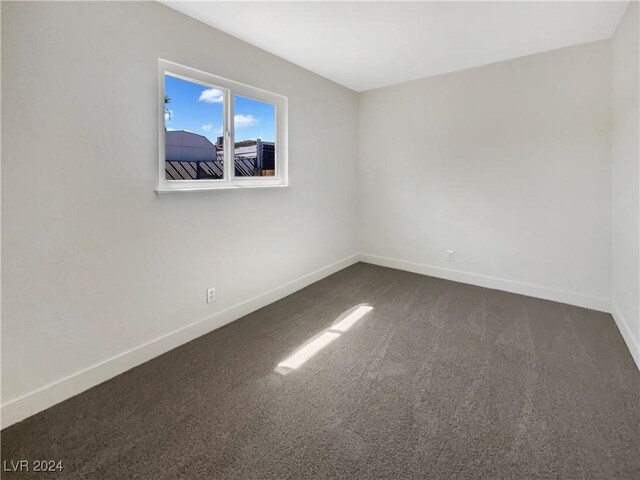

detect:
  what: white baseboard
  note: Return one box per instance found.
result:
[611,304,640,371]
[359,253,611,313]
[0,253,360,430]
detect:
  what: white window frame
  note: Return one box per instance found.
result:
[157,59,288,193]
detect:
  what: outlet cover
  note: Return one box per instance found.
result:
[207,287,216,303]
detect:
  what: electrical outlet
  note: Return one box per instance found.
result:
[207,287,216,303]
[446,250,455,262]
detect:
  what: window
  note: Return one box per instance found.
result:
[157,59,288,192]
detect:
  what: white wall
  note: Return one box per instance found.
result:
[359,41,612,310]
[1,2,359,424]
[611,1,640,368]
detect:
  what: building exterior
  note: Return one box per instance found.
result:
[234,139,275,175]
[165,131,275,180]
[165,131,222,180]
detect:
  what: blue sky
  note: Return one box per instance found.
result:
[165,75,275,143]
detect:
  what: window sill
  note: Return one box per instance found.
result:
[155,183,289,195]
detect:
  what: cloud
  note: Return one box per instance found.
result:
[165,109,173,122]
[201,123,213,132]
[199,88,224,104]
[234,114,259,128]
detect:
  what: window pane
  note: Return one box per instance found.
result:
[164,74,224,180]
[233,95,276,177]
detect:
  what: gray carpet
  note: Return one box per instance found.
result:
[2,263,639,479]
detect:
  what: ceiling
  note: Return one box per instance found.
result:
[161,1,629,92]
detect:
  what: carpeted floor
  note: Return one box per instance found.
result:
[2,263,639,479]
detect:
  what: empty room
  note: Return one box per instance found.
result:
[1,1,639,478]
